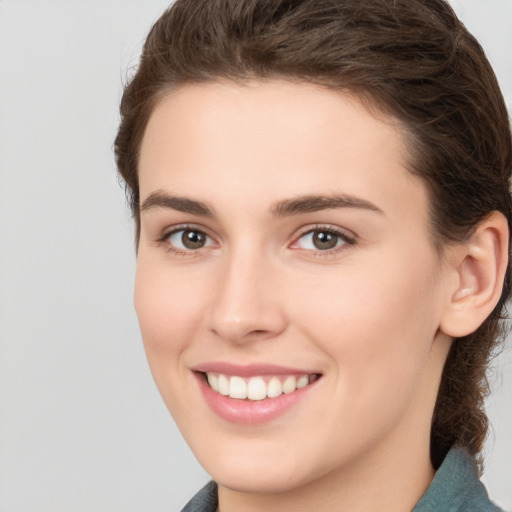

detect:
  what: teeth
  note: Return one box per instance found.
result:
[218,374,229,396]
[247,377,267,400]
[207,373,219,392]
[205,372,317,400]
[229,376,247,399]
[267,377,282,398]
[282,376,296,394]
[297,375,309,389]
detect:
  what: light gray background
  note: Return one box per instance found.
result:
[0,1,510,511]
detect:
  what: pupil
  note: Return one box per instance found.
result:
[313,231,337,250]
[182,230,205,249]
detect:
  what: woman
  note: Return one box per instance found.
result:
[115,0,511,510]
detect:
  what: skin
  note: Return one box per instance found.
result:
[135,80,462,512]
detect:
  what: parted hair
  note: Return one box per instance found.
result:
[115,0,512,470]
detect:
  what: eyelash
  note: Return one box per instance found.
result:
[156,224,356,257]
[157,224,216,256]
[291,225,356,256]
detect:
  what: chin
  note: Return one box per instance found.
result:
[190,434,336,495]
[210,462,317,495]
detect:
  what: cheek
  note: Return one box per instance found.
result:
[289,249,441,401]
[135,261,205,341]
[133,261,208,391]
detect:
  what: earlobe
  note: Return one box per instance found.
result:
[440,212,509,338]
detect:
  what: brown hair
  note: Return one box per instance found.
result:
[115,0,512,470]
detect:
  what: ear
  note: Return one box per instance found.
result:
[440,212,509,338]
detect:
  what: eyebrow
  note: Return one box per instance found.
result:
[140,190,214,217]
[139,190,383,218]
[271,194,384,217]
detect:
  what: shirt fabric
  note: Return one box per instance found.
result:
[180,447,503,512]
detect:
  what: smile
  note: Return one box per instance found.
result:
[194,363,323,423]
[205,372,320,401]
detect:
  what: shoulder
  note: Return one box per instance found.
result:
[413,447,504,512]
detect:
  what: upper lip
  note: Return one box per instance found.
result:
[192,362,321,377]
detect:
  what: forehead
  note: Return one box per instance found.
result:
[138,80,428,223]
[140,80,405,166]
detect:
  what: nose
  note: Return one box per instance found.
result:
[207,249,288,344]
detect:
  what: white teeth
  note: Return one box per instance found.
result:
[207,373,219,392]
[282,376,296,394]
[218,374,229,396]
[247,377,267,400]
[267,377,282,398]
[229,376,247,399]
[205,372,317,400]
[296,375,309,389]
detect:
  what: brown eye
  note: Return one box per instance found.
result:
[293,228,353,252]
[166,228,214,251]
[182,230,206,249]
[312,231,339,250]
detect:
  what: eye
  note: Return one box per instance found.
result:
[292,227,354,252]
[164,228,214,251]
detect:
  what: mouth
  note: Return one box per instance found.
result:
[193,363,323,423]
[203,372,321,401]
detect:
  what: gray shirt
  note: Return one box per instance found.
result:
[180,447,503,512]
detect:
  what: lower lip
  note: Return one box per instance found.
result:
[195,373,320,424]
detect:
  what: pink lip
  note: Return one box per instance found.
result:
[193,361,317,377]
[193,369,321,425]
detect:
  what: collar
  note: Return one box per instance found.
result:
[413,446,502,511]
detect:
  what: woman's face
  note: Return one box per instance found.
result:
[136,81,453,494]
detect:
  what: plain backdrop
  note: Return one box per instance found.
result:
[0,1,511,511]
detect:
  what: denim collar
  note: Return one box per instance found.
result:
[413,446,502,512]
